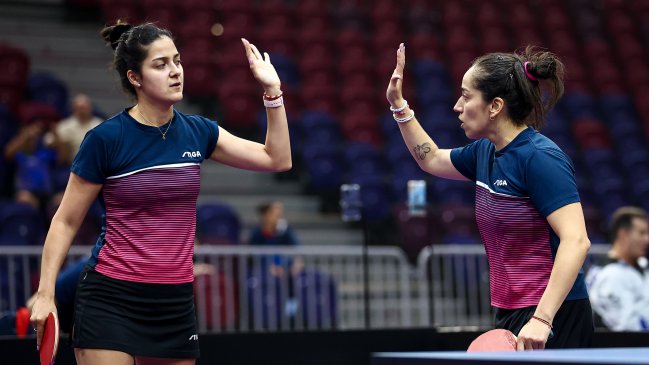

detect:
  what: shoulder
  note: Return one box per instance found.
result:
[520,132,573,170]
[87,112,123,142]
[177,111,218,127]
[524,131,569,159]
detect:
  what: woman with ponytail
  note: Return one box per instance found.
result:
[386,45,593,349]
[29,21,291,364]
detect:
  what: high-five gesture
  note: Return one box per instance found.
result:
[386,43,406,108]
[242,38,281,94]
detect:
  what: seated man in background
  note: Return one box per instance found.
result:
[249,201,303,276]
[49,93,102,166]
[586,206,649,331]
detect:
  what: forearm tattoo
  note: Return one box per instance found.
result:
[413,143,432,160]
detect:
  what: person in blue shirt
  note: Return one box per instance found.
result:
[30,21,291,365]
[249,201,303,277]
[385,44,592,350]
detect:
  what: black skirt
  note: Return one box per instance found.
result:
[71,266,199,359]
[494,298,594,349]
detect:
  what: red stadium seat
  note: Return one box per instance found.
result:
[298,44,334,75]
[340,110,382,146]
[476,2,502,29]
[295,16,331,47]
[407,32,441,60]
[371,0,400,24]
[295,0,329,18]
[18,101,60,126]
[0,43,30,91]
[100,0,140,23]
[572,118,612,150]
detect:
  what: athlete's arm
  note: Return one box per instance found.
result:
[210,39,291,172]
[517,202,591,349]
[30,173,102,347]
[386,43,466,180]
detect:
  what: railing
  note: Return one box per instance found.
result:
[415,243,610,329]
[0,244,611,333]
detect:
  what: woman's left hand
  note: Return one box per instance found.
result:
[241,38,281,94]
[516,318,552,350]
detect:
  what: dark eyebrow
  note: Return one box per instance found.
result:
[461,87,470,94]
[151,54,180,62]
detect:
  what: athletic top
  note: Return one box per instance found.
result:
[586,258,649,331]
[71,108,219,284]
[450,127,588,309]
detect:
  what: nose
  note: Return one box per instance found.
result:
[170,62,181,76]
[453,98,462,113]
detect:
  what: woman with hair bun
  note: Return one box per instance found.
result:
[30,21,291,364]
[386,44,593,350]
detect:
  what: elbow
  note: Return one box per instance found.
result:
[277,160,292,172]
[577,235,591,253]
[272,157,292,172]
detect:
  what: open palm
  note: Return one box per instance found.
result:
[242,38,281,90]
[386,43,406,106]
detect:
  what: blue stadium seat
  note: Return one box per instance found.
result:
[0,201,44,246]
[344,142,386,178]
[196,203,241,245]
[347,175,392,222]
[301,145,343,194]
[27,72,69,116]
[299,110,342,146]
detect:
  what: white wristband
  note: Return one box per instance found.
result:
[394,110,415,123]
[390,100,408,113]
[263,96,284,108]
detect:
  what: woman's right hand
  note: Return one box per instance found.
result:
[29,292,57,350]
[386,43,407,109]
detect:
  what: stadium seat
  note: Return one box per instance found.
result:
[0,201,45,246]
[27,73,69,117]
[196,203,242,245]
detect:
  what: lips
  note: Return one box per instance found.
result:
[170,82,182,87]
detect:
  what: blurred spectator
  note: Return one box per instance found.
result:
[48,93,102,165]
[249,201,303,276]
[586,206,649,331]
[4,118,67,211]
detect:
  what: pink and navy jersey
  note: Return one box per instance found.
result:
[71,108,219,284]
[450,127,588,309]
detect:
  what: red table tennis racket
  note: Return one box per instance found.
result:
[467,329,517,352]
[39,312,59,365]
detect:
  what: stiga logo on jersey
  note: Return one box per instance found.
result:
[182,151,202,158]
[494,179,508,186]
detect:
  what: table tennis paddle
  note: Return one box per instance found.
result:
[467,329,517,352]
[39,312,59,365]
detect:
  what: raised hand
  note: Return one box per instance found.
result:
[241,38,281,94]
[386,43,406,108]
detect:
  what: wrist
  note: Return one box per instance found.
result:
[390,98,407,110]
[263,85,282,96]
[36,290,55,299]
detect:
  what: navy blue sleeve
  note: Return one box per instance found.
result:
[450,140,483,182]
[525,148,580,217]
[200,117,219,158]
[70,130,108,184]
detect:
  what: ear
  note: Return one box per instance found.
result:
[126,70,141,88]
[489,97,505,120]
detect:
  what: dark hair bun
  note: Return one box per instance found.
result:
[100,21,133,50]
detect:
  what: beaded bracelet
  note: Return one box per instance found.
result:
[530,315,554,338]
[394,110,415,123]
[389,100,409,113]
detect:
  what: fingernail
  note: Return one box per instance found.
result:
[36,345,39,351]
